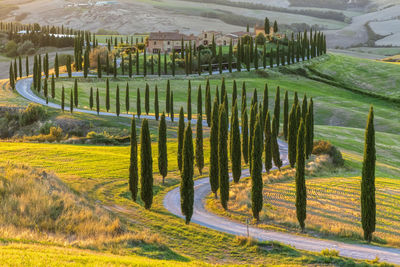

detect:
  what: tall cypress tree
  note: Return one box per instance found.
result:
[361,106,376,243]
[205,79,211,126]
[158,113,168,184]
[129,118,139,201]
[164,52,168,75]
[140,119,153,210]
[295,119,306,232]
[302,94,308,121]
[249,103,257,171]
[116,84,120,116]
[178,107,185,172]
[195,114,204,174]
[262,83,269,124]
[218,46,223,74]
[61,86,65,112]
[228,39,233,73]
[232,80,237,108]
[197,84,202,116]
[136,49,140,75]
[273,86,280,135]
[170,91,174,122]
[307,98,314,158]
[218,104,229,210]
[242,108,249,164]
[74,78,78,107]
[210,99,220,198]
[137,88,141,118]
[231,101,241,183]
[96,88,100,115]
[125,83,130,113]
[241,82,247,115]
[129,53,133,78]
[283,90,289,141]
[154,85,159,120]
[55,53,59,78]
[166,80,170,114]
[181,123,194,224]
[106,78,110,112]
[264,111,273,173]
[145,83,150,115]
[143,49,147,77]
[288,104,297,168]
[271,115,282,170]
[25,56,29,77]
[8,63,14,90]
[51,75,55,99]
[251,114,263,221]
[89,87,94,110]
[187,80,192,121]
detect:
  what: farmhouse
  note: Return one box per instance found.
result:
[147,31,196,53]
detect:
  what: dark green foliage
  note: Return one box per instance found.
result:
[89,87,93,110]
[283,90,289,141]
[361,106,376,242]
[145,83,150,115]
[304,112,311,160]
[143,49,147,77]
[181,123,194,224]
[154,85,159,121]
[158,113,168,184]
[264,111,272,173]
[215,86,220,105]
[170,91,174,122]
[231,102,241,183]
[195,114,204,175]
[241,82,246,115]
[125,83,130,113]
[302,94,308,121]
[97,54,102,78]
[166,80,170,114]
[136,49,140,75]
[251,114,263,221]
[25,56,29,77]
[96,88,100,115]
[129,53,132,78]
[288,104,297,168]
[137,88,141,118]
[249,103,257,172]
[273,20,278,33]
[70,89,73,113]
[61,86,65,112]
[232,80,237,108]
[265,17,270,34]
[271,115,282,170]
[187,81,192,121]
[251,88,257,107]
[178,107,185,172]
[218,46,223,74]
[140,119,153,210]
[113,56,117,78]
[197,85,202,116]
[74,79,78,107]
[205,79,211,127]
[218,105,229,210]
[116,85,120,116]
[262,83,268,124]
[242,108,249,164]
[129,118,139,201]
[228,39,233,73]
[210,99,219,197]
[106,78,110,112]
[254,44,258,70]
[307,98,314,158]
[55,53,59,78]
[51,75,55,99]
[273,86,280,135]
[295,119,306,232]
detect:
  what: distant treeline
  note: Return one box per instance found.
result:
[184,0,348,22]
[289,0,370,10]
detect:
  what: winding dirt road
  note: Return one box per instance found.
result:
[15,76,400,265]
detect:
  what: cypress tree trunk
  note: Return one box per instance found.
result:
[178,107,185,172]
[242,108,249,164]
[283,90,289,141]
[181,123,194,224]
[210,99,220,198]
[145,83,150,115]
[140,119,153,210]
[295,119,306,232]
[96,88,100,115]
[116,85,120,116]
[158,113,168,184]
[218,104,229,210]
[197,84,202,116]
[137,88,141,118]
[361,106,376,243]
[89,87,93,110]
[271,115,282,170]
[264,111,273,173]
[61,86,65,112]
[126,83,130,113]
[154,85,159,121]
[195,114,204,175]
[187,81,192,121]
[251,114,263,221]
[106,78,110,112]
[288,104,297,167]
[231,102,241,183]
[129,118,139,201]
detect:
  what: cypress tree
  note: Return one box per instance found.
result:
[288,104,297,168]
[55,53,59,78]
[129,118,139,201]
[241,82,247,114]
[9,63,15,89]
[251,114,263,221]
[151,55,154,75]
[164,52,167,75]
[72,79,78,107]
[84,50,89,78]
[170,91,174,122]
[197,84,202,116]
[307,98,314,158]
[283,90,289,141]
[295,119,306,232]
[264,111,273,173]
[137,88,141,118]
[215,85,220,105]
[96,88,100,115]
[262,83,269,124]
[140,119,153,210]
[67,55,72,78]
[361,106,376,243]
[205,80,211,126]
[181,123,194,224]
[304,112,311,160]
[302,94,308,121]
[129,53,133,78]
[143,49,147,77]
[113,56,117,78]
[296,103,301,133]
[271,115,282,170]
[106,78,110,112]
[228,39,233,73]
[172,50,176,77]
[158,51,161,76]
[158,112,168,184]
[97,54,102,78]
[116,84,120,116]
[210,99,220,198]
[145,83,150,115]
[270,48,274,68]
[178,107,185,172]
[197,49,201,76]
[195,114,204,174]
[106,53,110,75]
[249,103,257,171]
[242,108,249,164]
[254,43,258,70]
[187,80,192,121]
[273,86,280,135]
[251,88,257,107]
[166,80,170,114]
[231,101,241,183]
[265,17,270,34]
[61,86,65,112]
[232,80,237,108]
[218,104,229,210]
[136,49,140,75]
[50,75,55,99]
[89,87,94,110]
[125,83,130,113]
[218,45,223,74]
[154,85,159,120]
[70,89,73,113]
[263,44,267,69]
[44,53,49,78]
[25,56,29,77]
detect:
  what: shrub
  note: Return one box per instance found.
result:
[312,140,344,166]
[24,126,63,143]
[5,40,17,57]
[39,122,53,134]
[320,249,339,257]
[16,40,35,55]
[20,104,47,126]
